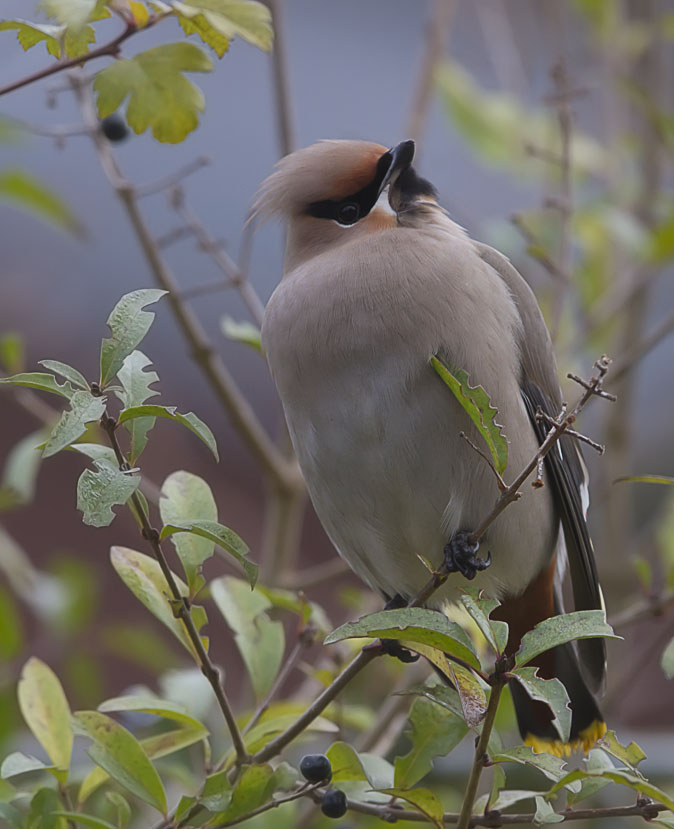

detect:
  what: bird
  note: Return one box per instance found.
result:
[256,138,606,756]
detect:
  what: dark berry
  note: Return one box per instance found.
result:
[299,753,331,783]
[321,789,347,819]
[100,114,129,142]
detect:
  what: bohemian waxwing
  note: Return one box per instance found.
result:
[257,139,606,755]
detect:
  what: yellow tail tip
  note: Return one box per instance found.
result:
[525,721,607,757]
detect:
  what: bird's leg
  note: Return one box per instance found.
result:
[443,531,491,580]
[380,593,420,663]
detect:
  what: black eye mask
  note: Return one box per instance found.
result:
[307,150,437,226]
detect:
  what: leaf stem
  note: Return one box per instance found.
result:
[100,413,250,767]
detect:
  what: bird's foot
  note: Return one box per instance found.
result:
[443,531,491,580]
[380,593,420,663]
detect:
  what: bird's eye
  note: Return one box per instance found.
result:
[336,202,360,225]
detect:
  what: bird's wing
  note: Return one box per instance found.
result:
[476,242,606,692]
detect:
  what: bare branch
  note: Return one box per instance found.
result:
[459,431,507,492]
[136,155,211,198]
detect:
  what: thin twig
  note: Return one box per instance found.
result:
[609,307,674,385]
[0,19,155,98]
[460,431,507,492]
[211,782,322,828]
[406,0,456,150]
[609,592,674,630]
[136,156,211,198]
[264,0,295,156]
[100,413,250,766]
[511,213,567,284]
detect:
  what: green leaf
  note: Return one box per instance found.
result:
[119,405,218,460]
[211,576,284,699]
[71,443,118,466]
[210,764,274,824]
[106,791,131,827]
[0,802,22,829]
[515,610,620,668]
[0,332,24,373]
[511,668,572,743]
[662,637,674,680]
[77,460,140,527]
[0,371,75,399]
[0,169,82,234]
[444,658,488,728]
[600,730,647,769]
[98,694,208,733]
[241,707,337,754]
[565,748,614,806]
[200,769,232,811]
[487,789,544,812]
[0,586,22,658]
[73,711,167,814]
[325,607,480,670]
[116,350,159,462]
[99,290,167,387]
[492,745,571,785]
[0,19,63,56]
[256,584,331,632]
[52,814,116,829]
[378,788,443,827]
[94,42,213,143]
[0,429,46,509]
[173,0,272,57]
[221,316,263,353]
[546,768,674,812]
[394,693,468,788]
[159,472,217,594]
[534,796,564,824]
[39,360,89,390]
[459,587,508,654]
[110,546,208,660]
[63,23,96,57]
[43,390,106,458]
[160,518,256,589]
[28,787,67,829]
[18,658,73,777]
[431,356,508,475]
[1,752,53,778]
[326,742,369,783]
[615,475,674,486]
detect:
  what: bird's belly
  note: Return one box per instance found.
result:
[281,357,556,605]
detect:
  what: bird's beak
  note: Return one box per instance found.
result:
[377,140,415,197]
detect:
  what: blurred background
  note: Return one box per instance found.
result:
[1,0,674,824]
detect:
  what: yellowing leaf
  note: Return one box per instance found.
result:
[0,20,64,56]
[93,42,213,143]
[174,0,272,57]
[17,658,73,777]
[128,1,150,26]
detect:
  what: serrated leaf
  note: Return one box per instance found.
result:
[546,768,674,811]
[600,730,647,769]
[431,356,508,475]
[325,607,480,670]
[1,752,53,778]
[492,745,570,784]
[116,350,159,462]
[39,360,88,390]
[221,316,263,353]
[118,404,218,459]
[63,23,95,57]
[73,711,167,814]
[43,390,106,458]
[488,789,544,811]
[0,169,82,234]
[98,694,208,733]
[534,796,564,824]
[77,460,140,527]
[379,787,444,827]
[18,658,73,776]
[94,42,213,143]
[174,0,272,56]
[160,518,256,589]
[211,576,284,699]
[110,546,208,660]
[394,694,468,788]
[71,443,118,465]
[159,472,217,594]
[459,587,508,654]
[52,814,115,829]
[0,429,46,509]
[99,290,167,387]
[511,668,571,743]
[0,371,75,399]
[515,611,620,667]
[0,19,63,56]
[326,742,369,783]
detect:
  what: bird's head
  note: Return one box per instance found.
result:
[253,139,439,267]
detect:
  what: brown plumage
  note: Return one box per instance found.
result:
[258,138,606,754]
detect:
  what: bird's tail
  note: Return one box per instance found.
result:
[510,640,606,757]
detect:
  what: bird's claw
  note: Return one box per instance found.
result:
[443,531,491,580]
